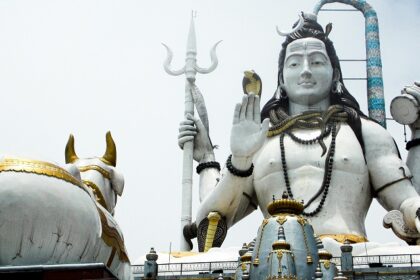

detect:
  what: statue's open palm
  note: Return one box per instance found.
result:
[231,94,270,158]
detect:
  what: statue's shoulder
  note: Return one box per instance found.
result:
[360,117,390,136]
[360,117,397,152]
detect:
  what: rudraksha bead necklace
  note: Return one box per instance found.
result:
[280,122,337,217]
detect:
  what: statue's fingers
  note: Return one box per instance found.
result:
[405,85,420,92]
[257,118,270,145]
[179,119,195,127]
[180,119,194,124]
[405,86,420,100]
[239,95,248,121]
[178,136,195,149]
[254,95,261,123]
[261,118,270,134]
[233,103,241,124]
[179,122,196,133]
[178,130,197,138]
[246,94,255,120]
[184,114,207,132]
[414,81,420,87]
[185,113,194,121]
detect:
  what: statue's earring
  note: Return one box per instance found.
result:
[332,80,344,95]
[332,69,343,95]
[275,86,281,99]
[279,80,287,98]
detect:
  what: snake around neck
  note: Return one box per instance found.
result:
[267,104,349,136]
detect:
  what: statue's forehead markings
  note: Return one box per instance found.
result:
[286,41,329,62]
[288,41,324,52]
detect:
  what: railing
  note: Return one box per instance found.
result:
[352,254,420,268]
[132,260,238,276]
[132,254,420,276]
[331,256,341,267]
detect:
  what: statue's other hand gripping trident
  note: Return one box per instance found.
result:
[162,14,221,251]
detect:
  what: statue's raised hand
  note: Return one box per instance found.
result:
[178,114,214,163]
[231,94,269,163]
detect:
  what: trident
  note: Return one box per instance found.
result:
[163,13,221,251]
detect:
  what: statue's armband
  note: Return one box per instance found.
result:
[373,167,413,197]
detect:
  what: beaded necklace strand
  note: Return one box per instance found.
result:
[286,123,332,156]
[280,122,338,217]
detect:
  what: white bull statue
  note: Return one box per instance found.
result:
[0,132,130,279]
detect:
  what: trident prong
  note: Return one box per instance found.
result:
[162,43,185,76]
[162,14,221,83]
[194,40,222,74]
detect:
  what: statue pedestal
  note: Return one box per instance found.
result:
[0,263,117,280]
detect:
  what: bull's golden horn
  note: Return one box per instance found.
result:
[102,131,117,167]
[65,134,79,164]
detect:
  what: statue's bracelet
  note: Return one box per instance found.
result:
[196,161,221,174]
[226,154,254,177]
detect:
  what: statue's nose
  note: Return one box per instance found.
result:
[300,59,312,78]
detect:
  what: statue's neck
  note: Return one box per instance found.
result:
[288,98,330,116]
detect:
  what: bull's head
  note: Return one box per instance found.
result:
[65,131,124,215]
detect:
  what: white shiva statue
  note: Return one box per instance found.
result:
[178,13,420,253]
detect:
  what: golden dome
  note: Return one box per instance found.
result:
[267,193,304,216]
[318,249,332,260]
[240,252,252,263]
[272,240,291,250]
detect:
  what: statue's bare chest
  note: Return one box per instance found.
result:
[254,124,366,178]
[252,124,369,214]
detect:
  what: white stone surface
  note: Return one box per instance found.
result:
[0,156,130,279]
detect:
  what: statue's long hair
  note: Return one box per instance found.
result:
[261,14,366,153]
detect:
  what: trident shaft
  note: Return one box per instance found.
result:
[163,14,221,251]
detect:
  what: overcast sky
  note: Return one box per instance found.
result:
[0,0,419,263]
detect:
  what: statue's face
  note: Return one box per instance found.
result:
[282,37,333,106]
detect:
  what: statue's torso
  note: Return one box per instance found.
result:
[253,123,371,237]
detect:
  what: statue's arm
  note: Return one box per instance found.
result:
[180,94,268,251]
[196,166,255,227]
[199,93,269,226]
[194,94,268,251]
[406,130,420,192]
[362,119,420,230]
[178,114,220,201]
[404,82,420,193]
[194,161,256,251]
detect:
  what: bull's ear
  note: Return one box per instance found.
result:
[110,169,124,196]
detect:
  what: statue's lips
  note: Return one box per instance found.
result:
[298,81,316,86]
[298,81,316,87]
